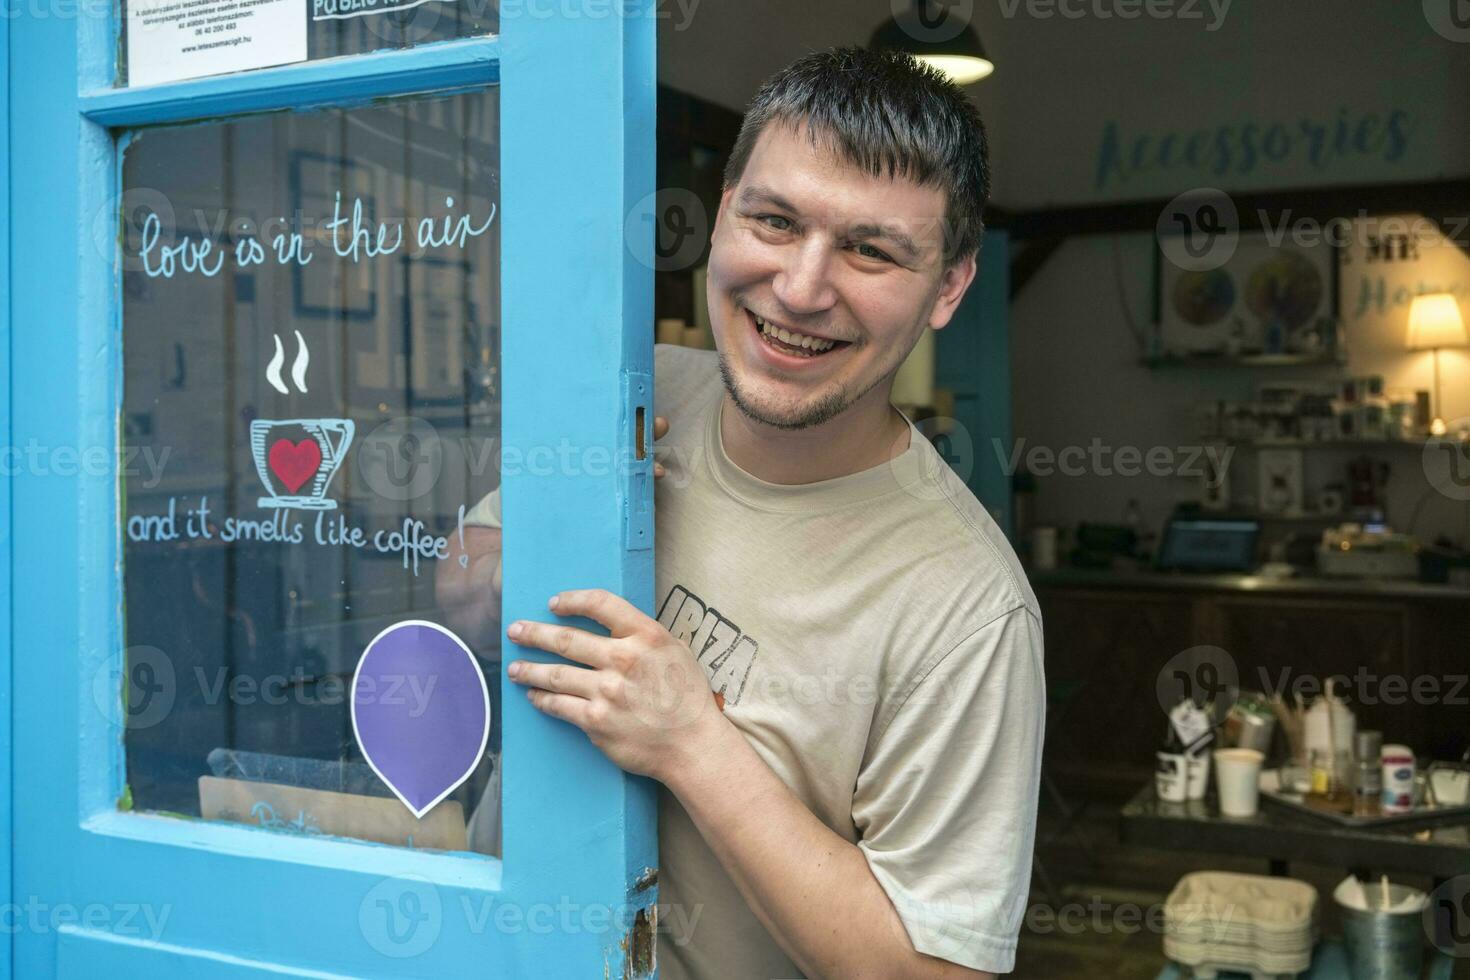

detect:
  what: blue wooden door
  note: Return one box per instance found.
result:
[935,229,1012,534]
[0,10,12,978]
[8,6,657,977]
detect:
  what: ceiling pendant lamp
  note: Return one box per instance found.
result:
[869,0,995,85]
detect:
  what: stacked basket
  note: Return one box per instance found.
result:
[1163,871,1318,979]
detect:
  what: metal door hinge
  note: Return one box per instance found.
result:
[621,370,653,552]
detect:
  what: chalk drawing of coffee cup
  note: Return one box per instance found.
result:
[251,418,356,510]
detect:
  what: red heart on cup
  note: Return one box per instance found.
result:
[268,438,323,494]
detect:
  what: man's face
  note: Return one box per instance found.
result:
[706,121,977,431]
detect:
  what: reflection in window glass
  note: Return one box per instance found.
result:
[119,89,503,856]
[118,0,497,87]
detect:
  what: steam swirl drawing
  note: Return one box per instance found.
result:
[250,330,355,511]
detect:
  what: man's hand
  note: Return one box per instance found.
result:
[505,587,725,782]
[652,414,669,479]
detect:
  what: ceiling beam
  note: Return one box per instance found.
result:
[988,179,1470,258]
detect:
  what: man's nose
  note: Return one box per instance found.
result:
[771,239,837,315]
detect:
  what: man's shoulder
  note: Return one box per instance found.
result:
[901,438,1041,628]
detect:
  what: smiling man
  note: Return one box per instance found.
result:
[455,46,1044,978]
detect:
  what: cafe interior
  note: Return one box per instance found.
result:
[655,3,1470,977]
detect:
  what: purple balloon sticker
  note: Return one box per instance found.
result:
[351,620,490,818]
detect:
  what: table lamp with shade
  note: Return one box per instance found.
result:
[1406,293,1468,437]
[870,0,995,85]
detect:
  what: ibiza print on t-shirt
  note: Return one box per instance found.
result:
[656,583,760,710]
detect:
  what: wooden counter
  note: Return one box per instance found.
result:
[1033,567,1470,797]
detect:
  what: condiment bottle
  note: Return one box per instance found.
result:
[1353,730,1382,817]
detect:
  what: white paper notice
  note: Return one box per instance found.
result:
[127,0,307,87]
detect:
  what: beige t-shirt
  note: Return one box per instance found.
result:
[650,345,1043,978]
[467,344,1044,976]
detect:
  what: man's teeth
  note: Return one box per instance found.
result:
[754,315,836,353]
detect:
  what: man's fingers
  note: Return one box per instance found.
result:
[550,588,653,639]
[524,688,590,729]
[508,619,613,667]
[654,415,670,440]
[510,659,599,700]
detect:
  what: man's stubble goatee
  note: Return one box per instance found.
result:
[716,350,861,432]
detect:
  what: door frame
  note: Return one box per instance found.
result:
[935,228,1013,534]
[10,8,655,978]
[1,10,12,980]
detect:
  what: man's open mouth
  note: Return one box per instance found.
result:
[746,309,849,359]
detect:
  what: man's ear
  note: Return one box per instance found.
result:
[927,252,979,331]
[712,186,737,241]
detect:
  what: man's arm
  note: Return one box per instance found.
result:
[504,590,1036,979]
[666,717,996,980]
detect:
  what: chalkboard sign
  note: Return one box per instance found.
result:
[117,88,502,853]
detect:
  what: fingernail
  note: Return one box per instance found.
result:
[507,621,524,640]
[548,595,560,611]
[508,661,522,678]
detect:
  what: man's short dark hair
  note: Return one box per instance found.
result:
[722,46,991,267]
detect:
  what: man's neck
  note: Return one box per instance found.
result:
[718,388,912,486]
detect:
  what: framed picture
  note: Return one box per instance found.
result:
[1154,231,1340,357]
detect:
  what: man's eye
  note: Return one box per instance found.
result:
[758,215,793,232]
[853,242,894,263]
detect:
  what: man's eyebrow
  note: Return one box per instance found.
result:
[845,222,923,261]
[736,186,799,213]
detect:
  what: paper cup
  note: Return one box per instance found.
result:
[1214,748,1264,817]
[1156,751,1189,803]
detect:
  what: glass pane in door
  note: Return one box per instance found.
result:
[116,88,504,855]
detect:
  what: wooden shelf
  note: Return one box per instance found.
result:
[1227,438,1438,450]
[1141,351,1347,369]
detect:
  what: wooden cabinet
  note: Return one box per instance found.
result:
[1037,576,1470,797]
[1041,590,1197,793]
